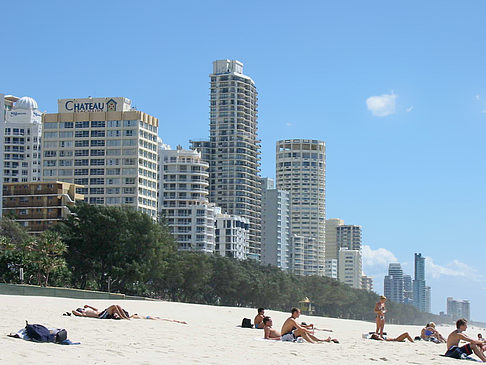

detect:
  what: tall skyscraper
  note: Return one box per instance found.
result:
[261,178,291,271]
[413,253,427,312]
[191,60,261,260]
[158,143,216,253]
[276,139,326,276]
[41,97,159,218]
[0,94,5,217]
[384,263,404,303]
[425,286,431,313]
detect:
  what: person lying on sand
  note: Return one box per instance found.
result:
[130,314,187,324]
[254,308,265,329]
[371,332,414,342]
[421,322,445,343]
[280,307,338,343]
[263,316,282,340]
[445,318,486,361]
[72,304,130,320]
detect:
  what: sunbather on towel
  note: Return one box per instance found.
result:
[130,314,187,324]
[371,332,414,342]
[72,304,130,320]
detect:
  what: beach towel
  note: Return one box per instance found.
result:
[8,328,80,345]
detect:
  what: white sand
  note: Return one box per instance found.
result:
[0,295,484,364]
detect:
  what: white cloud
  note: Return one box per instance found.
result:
[362,245,398,270]
[406,106,413,113]
[426,257,482,281]
[366,93,397,117]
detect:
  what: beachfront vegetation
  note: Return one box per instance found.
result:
[0,207,443,325]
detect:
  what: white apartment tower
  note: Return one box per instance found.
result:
[214,207,249,260]
[338,248,362,289]
[191,60,261,260]
[261,177,291,271]
[337,224,362,251]
[158,143,216,252]
[41,97,158,217]
[276,139,326,276]
[3,96,43,184]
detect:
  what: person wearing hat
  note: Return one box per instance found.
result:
[374,296,387,337]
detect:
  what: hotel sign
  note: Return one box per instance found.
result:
[58,97,131,113]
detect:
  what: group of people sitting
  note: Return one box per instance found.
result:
[254,307,339,343]
[71,304,187,324]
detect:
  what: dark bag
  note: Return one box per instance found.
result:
[241,318,253,328]
[25,322,67,343]
[25,324,52,342]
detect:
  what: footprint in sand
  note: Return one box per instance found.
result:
[379,357,389,361]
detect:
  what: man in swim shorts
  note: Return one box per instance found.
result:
[262,316,281,340]
[445,318,486,361]
[254,308,265,329]
[280,307,338,343]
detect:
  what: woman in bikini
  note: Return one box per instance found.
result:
[374,295,387,337]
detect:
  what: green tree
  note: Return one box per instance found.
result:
[25,231,68,286]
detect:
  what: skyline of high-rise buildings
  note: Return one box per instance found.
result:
[1,59,449,315]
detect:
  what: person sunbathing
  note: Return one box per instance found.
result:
[72,304,130,320]
[421,322,445,343]
[445,318,486,361]
[371,332,414,342]
[280,307,338,343]
[130,314,187,324]
[263,316,282,340]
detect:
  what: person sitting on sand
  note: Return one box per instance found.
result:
[280,307,338,343]
[374,295,387,337]
[445,318,486,361]
[130,314,187,324]
[421,322,445,343]
[72,304,130,320]
[371,332,414,342]
[254,308,265,329]
[263,316,282,340]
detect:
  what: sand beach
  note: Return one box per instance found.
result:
[0,295,483,364]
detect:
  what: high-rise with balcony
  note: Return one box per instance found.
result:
[41,97,158,218]
[276,139,326,276]
[158,143,216,253]
[191,60,261,260]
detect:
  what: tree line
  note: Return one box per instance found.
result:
[0,203,444,325]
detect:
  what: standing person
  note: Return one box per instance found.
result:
[374,296,387,337]
[254,308,265,329]
[445,318,486,361]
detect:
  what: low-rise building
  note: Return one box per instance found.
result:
[2,181,84,234]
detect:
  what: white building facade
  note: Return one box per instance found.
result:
[276,139,326,276]
[41,97,158,217]
[158,144,216,253]
[338,248,362,289]
[3,96,43,184]
[214,207,249,260]
[261,177,290,271]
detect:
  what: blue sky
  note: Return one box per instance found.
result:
[3,1,486,320]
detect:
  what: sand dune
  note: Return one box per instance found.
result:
[0,295,484,364]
